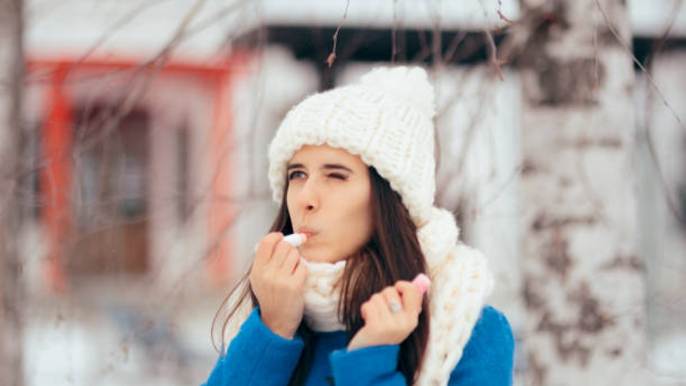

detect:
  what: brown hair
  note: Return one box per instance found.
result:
[212,167,429,384]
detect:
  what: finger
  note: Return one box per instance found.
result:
[361,298,381,322]
[381,287,403,316]
[370,293,392,320]
[254,233,284,267]
[396,281,422,315]
[281,248,301,274]
[292,259,308,286]
[270,239,294,268]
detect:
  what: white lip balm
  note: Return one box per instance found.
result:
[283,233,306,247]
[254,233,308,253]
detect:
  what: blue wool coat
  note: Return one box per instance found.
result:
[202,305,514,386]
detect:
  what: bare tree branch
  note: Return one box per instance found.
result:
[391,0,400,63]
[327,0,351,68]
[430,0,442,69]
[644,0,684,66]
[67,0,175,76]
[594,0,685,135]
[484,29,504,80]
[443,30,468,63]
[495,0,515,25]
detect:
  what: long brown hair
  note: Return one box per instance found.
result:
[212,167,430,384]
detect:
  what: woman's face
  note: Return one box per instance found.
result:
[286,145,373,263]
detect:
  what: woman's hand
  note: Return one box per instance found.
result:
[347,281,424,351]
[249,232,308,339]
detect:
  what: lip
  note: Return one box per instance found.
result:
[296,226,319,239]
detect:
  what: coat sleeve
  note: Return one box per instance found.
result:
[329,306,514,386]
[202,307,305,386]
[449,306,515,386]
[330,344,407,385]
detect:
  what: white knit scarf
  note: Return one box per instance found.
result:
[223,208,493,386]
[300,258,347,332]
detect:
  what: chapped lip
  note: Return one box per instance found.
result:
[296,226,319,239]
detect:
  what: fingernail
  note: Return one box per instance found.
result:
[412,273,431,295]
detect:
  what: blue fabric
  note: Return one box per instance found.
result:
[202,306,514,386]
[204,309,304,386]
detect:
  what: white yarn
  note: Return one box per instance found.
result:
[414,207,494,385]
[222,259,348,340]
[417,245,494,386]
[359,66,436,119]
[417,207,460,268]
[300,258,347,332]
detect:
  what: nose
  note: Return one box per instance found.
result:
[297,176,320,213]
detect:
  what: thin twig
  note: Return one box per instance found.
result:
[391,0,399,63]
[430,0,442,68]
[15,0,214,212]
[72,0,209,157]
[19,0,250,200]
[24,0,174,85]
[594,0,685,135]
[435,71,496,209]
[66,0,174,78]
[412,29,432,62]
[327,0,351,68]
[443,30,468,63]
[484,29,504,81]
[644,0,684,66]
[478,165,523,212]
[497,0,515,24]
[475,0,504,80]
[185,0,253,37]
[645,107,686,224]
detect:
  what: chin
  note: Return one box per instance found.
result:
[303,256,338,264]
[300,250,345,264]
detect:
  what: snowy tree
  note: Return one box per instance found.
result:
[516,0,647,384]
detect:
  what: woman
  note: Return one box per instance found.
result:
[203,66,514,386]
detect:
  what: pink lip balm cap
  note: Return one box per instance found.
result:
[412,273,431,295]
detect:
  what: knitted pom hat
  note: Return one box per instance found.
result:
[268,66,437,227]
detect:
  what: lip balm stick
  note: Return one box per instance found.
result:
[412,273,431,295]
[254,233,307,253]
[283,233,307,247]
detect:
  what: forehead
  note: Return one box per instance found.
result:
[289,145,366,167]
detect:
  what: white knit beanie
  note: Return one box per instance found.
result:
[268,66,438,227]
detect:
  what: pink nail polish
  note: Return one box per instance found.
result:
[412,273,431,294]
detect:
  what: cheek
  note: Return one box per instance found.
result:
[285,190,300,229]
[285,192,293,214]
[340,191,373,245]
[286,188,297,215]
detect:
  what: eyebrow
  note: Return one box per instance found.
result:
[287,163,354,173]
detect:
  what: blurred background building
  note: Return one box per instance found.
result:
[6,0,686,385]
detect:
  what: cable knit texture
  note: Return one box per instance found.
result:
[224,66,495,386]
[300,258,347,332]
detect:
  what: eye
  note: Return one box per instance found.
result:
[288,170,307,180]
[328,173,348,180]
